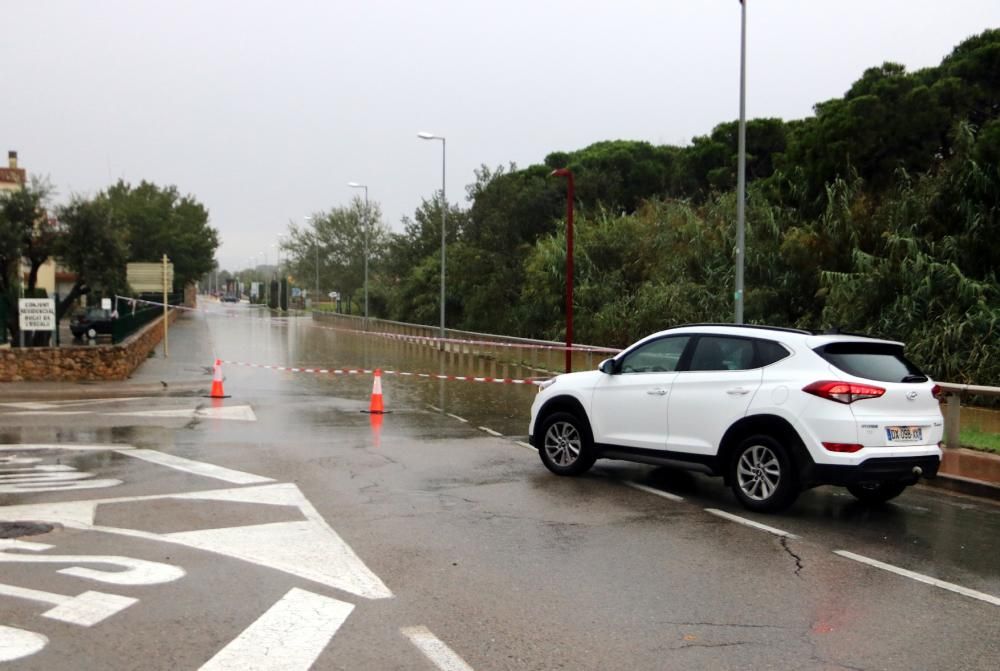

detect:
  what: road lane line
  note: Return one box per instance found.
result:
[199,587,354,670]
[121,449,273,484]
[515,441,536,451]
[624,481,684,502]
[477,427,503,437]
[401,626,475,671]
[833,550,1000,606]
[428,405,443,413]
[704,508,797,538]
[446,413,469,423]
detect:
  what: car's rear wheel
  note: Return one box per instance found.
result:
[846,481,908,504]
[538,411,596,476]
[729,434,799,512]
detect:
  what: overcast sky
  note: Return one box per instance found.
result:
[3,1,999,271]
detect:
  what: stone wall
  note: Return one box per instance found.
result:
[0,309,179,382]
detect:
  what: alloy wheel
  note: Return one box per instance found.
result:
[736,444,782,501]
[544,421,582,467]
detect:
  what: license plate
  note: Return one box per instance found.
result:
[886,426,922,442]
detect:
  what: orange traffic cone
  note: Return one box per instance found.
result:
[209,359,230,398]
[363,368,386,414]
[369,412,384,448]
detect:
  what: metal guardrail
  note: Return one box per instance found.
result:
[937,383,1000,450]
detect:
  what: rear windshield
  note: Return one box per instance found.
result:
[814,342,926,383]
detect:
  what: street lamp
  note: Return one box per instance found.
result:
[735,0,748,324]
[347,182,369,325]
[550,168,575,373]
[417,131,446,344]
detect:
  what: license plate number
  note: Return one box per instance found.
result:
[886,426,922,442]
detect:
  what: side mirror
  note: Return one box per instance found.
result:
[599,358,617,375]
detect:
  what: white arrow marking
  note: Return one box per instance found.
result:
[199,588,354,670]
[0,483,393,600]
[124,449,273,484]
[0,625,48,662]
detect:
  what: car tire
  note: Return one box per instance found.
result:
[846,481,908,504]
[729,434,800,513]
[537,411,596,476]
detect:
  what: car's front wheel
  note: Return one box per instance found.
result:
[537,411,596,476]
[729,434,800,512]
[846,481,908,504]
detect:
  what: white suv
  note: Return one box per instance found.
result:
[528,324,943,512]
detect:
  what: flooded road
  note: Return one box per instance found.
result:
[0,305,997,670]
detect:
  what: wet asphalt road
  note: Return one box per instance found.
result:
[0,306,998,670]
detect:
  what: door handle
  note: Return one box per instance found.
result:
[726,387,751,396]
[646,388,667,396]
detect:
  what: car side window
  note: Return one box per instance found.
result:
[688,336,754,371]
[620,336,689,374]
[755,339,790,367]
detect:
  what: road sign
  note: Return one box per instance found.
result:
[18,298,55,331]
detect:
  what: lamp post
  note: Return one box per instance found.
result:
[347,182,369,325]
[418,131,447,344]
[550,168,575,373]
[735,0,748,324]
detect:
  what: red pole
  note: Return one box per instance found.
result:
[551,168,574,373]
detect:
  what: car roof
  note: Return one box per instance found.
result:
[636,324,903,348]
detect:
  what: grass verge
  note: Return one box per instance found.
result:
[960,426,1000,454]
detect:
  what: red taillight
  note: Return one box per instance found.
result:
[803,380,886,404]
[822,442,864,453]
[931,384,943,400]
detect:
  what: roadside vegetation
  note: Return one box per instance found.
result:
[961,426,1000,454]
[0,180,218,344]
[271,30,997,387]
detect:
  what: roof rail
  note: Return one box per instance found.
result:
[671,323,813,336]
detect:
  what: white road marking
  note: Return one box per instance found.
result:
[0,625,48,662]
[833,550,1000,606]
[0,540,185,585]
[402,626,475,671]
[107,404,258,422]
[3,411,92,416]
[477,426,503,437]
[0,443,270,486]
[0,483,393,600]
[446,413,469,423]
[0,582,136,626]
[0,459,122,494]
[124,449,273,484]
[624,481,685,502]
[515,441,536,451]
[200,588,354,671]
[704,508,797,538]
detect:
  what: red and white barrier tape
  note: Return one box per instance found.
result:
[219,359,545,385]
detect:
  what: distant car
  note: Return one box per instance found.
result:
[221,295,239,303]
[529,323,943,512]
[70,307,115,339]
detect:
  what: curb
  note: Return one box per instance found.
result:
[922,473,1000,502]
[0,379,207,400]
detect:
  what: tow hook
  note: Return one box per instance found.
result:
[912,466,923,477]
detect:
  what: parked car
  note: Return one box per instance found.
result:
[70,307,115,339]
[221,294,239,303]
[528,324,943,512]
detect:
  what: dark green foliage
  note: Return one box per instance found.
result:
[102,180,219,288]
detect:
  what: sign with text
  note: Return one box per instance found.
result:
[18,298,56,331]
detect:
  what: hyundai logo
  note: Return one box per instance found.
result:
[906,391,919,400]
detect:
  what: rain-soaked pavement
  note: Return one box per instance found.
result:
[0,304,998,670]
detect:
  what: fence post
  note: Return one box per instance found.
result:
[944,394,962,450]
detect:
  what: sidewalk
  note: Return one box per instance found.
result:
[0,312,214,399]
